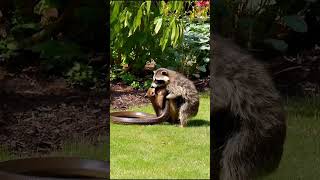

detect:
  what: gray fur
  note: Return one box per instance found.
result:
[211,35,287,180]
[153,68,199,127]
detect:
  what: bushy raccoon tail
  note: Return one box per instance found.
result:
[219,115,286,180]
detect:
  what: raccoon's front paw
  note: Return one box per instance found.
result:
[166,93,177,99]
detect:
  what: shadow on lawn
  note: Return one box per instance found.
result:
[187,119,210,127]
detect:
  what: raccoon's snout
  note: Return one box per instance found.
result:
[151,82,158,88]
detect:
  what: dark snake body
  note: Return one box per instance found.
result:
[110,100,170,125]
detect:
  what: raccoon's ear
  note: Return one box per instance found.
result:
[153,70,156,74]
[161,70,168,76]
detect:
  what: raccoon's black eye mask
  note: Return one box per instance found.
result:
[155,80,165,84]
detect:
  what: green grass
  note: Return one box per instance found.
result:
[261,97,320,180]
[51,136,108,161]
[110,93,210,179]
[0,136,108,162]
[0,147,15,161]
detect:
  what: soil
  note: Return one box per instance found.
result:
[0,67,108,156]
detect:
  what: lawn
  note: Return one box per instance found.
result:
[261,97,320,180]
[0,136,108,162]
[110,93,211,179]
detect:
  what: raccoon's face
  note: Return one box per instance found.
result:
[151,68,170,88]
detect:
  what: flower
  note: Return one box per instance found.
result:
[196,0,209,7]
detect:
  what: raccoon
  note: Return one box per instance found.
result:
[211,35,286,180]
[151,68,199,127]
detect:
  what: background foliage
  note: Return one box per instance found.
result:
[110,1,210,89]
[213,0,320,96]
[213,0,319,53]
[0,0,106,88]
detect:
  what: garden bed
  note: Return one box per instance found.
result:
[0,69,108,156]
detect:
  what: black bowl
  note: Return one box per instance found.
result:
[0,157,109,179]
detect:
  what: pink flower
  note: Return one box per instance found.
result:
[196,0,209,7]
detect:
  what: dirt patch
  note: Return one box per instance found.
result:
[110,83,149,110]
[0,70,108,156]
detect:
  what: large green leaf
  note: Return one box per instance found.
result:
[170,19,176,42]
[111,1,120,23]
[133,5,143,32]
[154,17,163,34]
[146,1,151,15]
[283,15,308,33]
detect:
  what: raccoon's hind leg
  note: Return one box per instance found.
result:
[178,102,191,127]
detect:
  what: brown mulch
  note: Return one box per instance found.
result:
[0,69,108,156]
[110,82,149,110]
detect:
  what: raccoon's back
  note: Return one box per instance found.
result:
[169,74,198,102]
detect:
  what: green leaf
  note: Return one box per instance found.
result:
[111,2,120,23]
[128,29,133,37]
[161,28,170,51]
[283,15,308,33]
[124,10,132,28]
[176,1,183,13]
[146,1,151,15]
[154,17,162,34]
[264,38,288,52]
[174,23,180,45]
[171,21,176,42]
[133,5,143,31]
